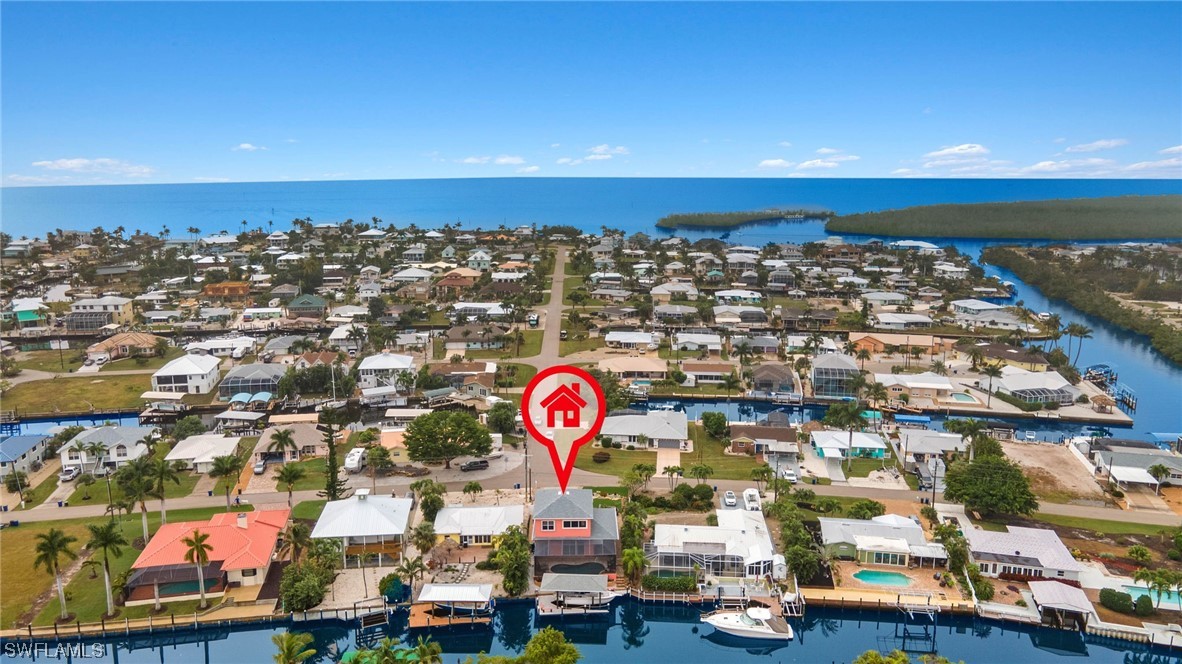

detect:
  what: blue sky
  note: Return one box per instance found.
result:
[3,2,1180,185]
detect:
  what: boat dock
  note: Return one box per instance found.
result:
[407,603,492,629]
[534,596,611,618]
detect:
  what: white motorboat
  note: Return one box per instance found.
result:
[556,589,622,609]
[702,607,794,641]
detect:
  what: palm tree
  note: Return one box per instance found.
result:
[734,342,754,366]
[267,429,298,464]
[410,636,443,664]
[182,529,214,609]
[721,372,742,403]
[823,402,868,472]
[750,464,774,491]
[411,522,437,559]
[687,464,714,485]
[274,464,306,509]
[270,623,316,661]
[980,363,1003,408]
[622,547,647,587]
[34,528,78,621]
[395,556,428,595]
[1148,464,1171,495]
[116,457,155,542]
[86,519,128,617]
[855,348,871,370]
[1063,322,1094,367]
[946,418,987,460]
[663,465,683,489]
[83,441,107,475]
[209,454,245,511]
[149,457,182,525]
[278,522,313,563]
[865,382,888,410]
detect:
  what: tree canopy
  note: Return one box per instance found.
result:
[943,456,1039,517]
[404,411,493,469]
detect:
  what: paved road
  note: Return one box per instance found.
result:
[513,246,569,369]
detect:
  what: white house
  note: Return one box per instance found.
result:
[873,313,933,330]
[604,331,659,350]
[60,426,157,472]
[165,434,243,473]
[649,509,780,579]
[600,411,688,449]
[964,525,1083,582]
[949,299,1004,316]
[995,368,1082,406]
[152,354,221,394]
[451,302,508,321]
[185,336,257,357]
[673,332,723,353]
[357,352,417,389]
[311,490,413,561]
[714,289,763,304]
[433,505,525,547]
[933,262,970,279]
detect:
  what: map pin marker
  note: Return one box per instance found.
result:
[522,365,606,494]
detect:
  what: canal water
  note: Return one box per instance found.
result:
[6,602,1179,663]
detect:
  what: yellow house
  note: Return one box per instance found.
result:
[432,505,525,548]
[380,430,411,463]
[957,343,1050,372]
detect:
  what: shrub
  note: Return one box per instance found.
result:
[1099,588,1135,614]
[626,445,635,451]
[1135,594,1155,617]
[1167,549,1181,561]
[973,576,995,601]
[1110,488,1125,499]
[475,559,501,571]
[920,506,939,525]
[1015,599,1027,608]
[592,451,611,464]
[641,573,698,593]
[4,471,29,494]
[280,564,330,612]
[378,573,403,600]
[692,484,715,501]
[706,513,718,526]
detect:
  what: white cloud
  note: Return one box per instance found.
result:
[816,147,841,155]
[284,138,299,144]
[890,168,935,178]
[757,159,796,169]
[193,176,231,183]
[1160,145,1182,155]
[584,154,613,161]
[460,156,491,164]
[556,157,581,166]
[1022,157,1116,173]
[777,141,793,148]
[232,143,267,152]
[797,159,841,170]
[517,165,540,174]
[6,173,72,184]
[1123,157,1181,172]
[829,154,861,163]
[1053,138,1067,144]
[589,144,629,156]
[924,144,990,158]
[922,107,933,115]
[1065,138,1128,153]
[494,155,525,165]
[30,157,154,178]
[550,143,561,149]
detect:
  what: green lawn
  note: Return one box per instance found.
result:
[292,500,327,521]
[432,337,445,359]
[560,336,605,356]
[1029,513,1173,537]
[64,471,200,507]
[100,347,185,372]
[843,448,901,479]
[3,375,152,414]
[466,330,542,359]
[287,458,329,492]
[574,424,760,481]
[1,506,254,628]
[16,350,85,374]
[10,475,59,510]
[496,363,537,388]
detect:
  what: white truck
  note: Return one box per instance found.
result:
[344,447,368,473]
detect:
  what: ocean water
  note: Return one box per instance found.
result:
[3,177,1180,239]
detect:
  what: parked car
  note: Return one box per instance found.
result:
[95,356,108,366]
[58,466,81,483]
[460,459,489,472]
[83,359,95,367]
[780,468,799,483]
[722,490,738,507]
[253,459,267,475]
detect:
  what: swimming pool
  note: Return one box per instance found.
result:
[950,393,980,403]
[852,570,913,586]
[1124,585,1182,611]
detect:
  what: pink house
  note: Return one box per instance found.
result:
[531,488,618,577]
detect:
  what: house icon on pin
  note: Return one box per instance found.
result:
[539,383,587,428]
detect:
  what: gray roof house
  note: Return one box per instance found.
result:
[0,435,49,478]
[964,525,1083,582]
[818,514,947,567]
[59,426,158,471]
[600,411,689,449]
[532,488,619,576]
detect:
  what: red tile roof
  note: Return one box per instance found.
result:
[132,509,290,572]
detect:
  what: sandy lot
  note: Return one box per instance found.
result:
[1002,441,1106,503]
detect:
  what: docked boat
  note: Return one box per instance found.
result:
[416,583,495,617]
[537,573,620,613]
[702,607,794,641]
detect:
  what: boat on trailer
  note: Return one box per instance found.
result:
[702,607,794,641]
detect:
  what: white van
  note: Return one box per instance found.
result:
[344,447,368,473]
[743,488,762,512]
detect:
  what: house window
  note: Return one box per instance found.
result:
[1056,570,1064,577]
[540,521,555,531]
[562,520,587,529]
[472,535,492,545]
[68,449,80,460]
[114,445,127,458]
[241,568,257,577]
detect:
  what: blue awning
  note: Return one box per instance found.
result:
[250,391,273,403]
[895,414,932,423]
[229,392,252,403]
